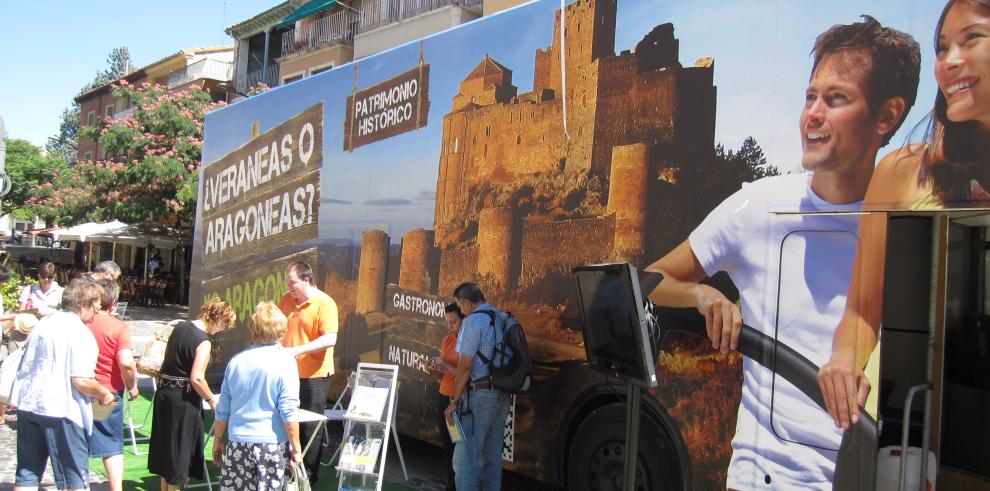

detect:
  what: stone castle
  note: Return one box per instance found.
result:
[354,0,716,308]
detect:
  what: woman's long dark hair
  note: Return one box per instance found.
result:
[922,0,990,205]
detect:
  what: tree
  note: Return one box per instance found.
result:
[81,47,135,93]
[1,139,71,222]
[47,47,133,163]
[45,104,79,163]
[30,82,224,225]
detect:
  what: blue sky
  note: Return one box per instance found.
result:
[0,0,275,147]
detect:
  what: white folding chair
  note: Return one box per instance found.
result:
[111,301,129,320]
[123,373,157,455]
[186,403,216,491]
[321,373,355,467]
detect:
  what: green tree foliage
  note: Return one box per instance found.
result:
[1,139,71,221]
[30,82,224,225]
[1,271,32,313]
[45,104,80,163]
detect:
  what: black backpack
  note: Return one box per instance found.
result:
[473,310,532,393]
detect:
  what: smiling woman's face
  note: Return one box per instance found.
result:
[936,1,990,129]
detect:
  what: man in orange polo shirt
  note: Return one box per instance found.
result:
[278,261,338,485]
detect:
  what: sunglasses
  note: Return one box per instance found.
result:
[39,275,55,280]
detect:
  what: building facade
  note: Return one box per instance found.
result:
[75,47,234,162]
[226,0,530,94]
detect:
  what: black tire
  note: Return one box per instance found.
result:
[566,403,684,491]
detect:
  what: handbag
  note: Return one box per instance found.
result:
[284,462,311,491]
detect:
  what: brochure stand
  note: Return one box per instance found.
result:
[336,362,399,491]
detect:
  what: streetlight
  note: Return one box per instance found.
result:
[0,114,11,197]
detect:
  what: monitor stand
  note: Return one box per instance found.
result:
[623,383,642,491]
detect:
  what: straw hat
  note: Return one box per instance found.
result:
[14,313,39,334]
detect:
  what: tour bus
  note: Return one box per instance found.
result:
[191,0,989,488]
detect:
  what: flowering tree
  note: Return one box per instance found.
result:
[30,81,225,225]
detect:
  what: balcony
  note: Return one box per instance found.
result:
[166,59,234,89]
[281,11,359,57]
[111,107,135,121]
[358,0,483,34]
[244,64,281,91]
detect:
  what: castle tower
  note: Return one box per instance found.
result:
[477,207,519,292]
[608,143,648,262]
[533,0,618,99]
[452,56,517,112]
[398,228,436,294]
[356,230,390,314]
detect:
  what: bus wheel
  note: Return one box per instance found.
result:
[566,403,683,491]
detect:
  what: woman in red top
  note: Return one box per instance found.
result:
[429,302,463,491]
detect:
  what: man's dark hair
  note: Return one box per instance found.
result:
[97,279,120,311]
[286,261,314,283]
[812,15,921,146]
[453,282,485,303]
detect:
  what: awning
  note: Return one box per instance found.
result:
[276,0,337,28]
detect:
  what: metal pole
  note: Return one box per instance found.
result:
[623,384,642,491]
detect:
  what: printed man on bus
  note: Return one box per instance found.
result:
[646,17,920,490]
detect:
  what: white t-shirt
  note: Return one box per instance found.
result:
[18,282,64,316]
[688,173,860,490]
[10,310,99,433]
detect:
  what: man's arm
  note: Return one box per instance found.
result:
[443,354,475,421]
[116,348,139,401]
[287,332,337,358]
[645,239,742,354]
[71,377,115,405]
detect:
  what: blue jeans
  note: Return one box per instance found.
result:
[452,389,511,491]
[15,411,90,490]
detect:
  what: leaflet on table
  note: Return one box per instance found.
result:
[345,385,389,421]
[338,436,383,473]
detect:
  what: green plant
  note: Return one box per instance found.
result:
[1,273,34,313]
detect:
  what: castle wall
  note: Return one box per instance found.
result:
[438,244,479,297]
[608,143,648,263]
[519,215,614,291]
[356,229,390,313]
[398,228,437,294]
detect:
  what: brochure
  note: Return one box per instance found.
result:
[446,410,465,443]
[345,385,389,422]
[338,436,383,474]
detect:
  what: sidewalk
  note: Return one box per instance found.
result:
[0,304,187,491]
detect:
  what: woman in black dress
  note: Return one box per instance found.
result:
[148,297,235,490]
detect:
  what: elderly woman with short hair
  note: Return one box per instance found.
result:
[212,302,303,491]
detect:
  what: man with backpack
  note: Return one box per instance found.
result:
[444,282,513,491]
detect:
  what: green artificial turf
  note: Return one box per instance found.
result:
[88,393,411,490]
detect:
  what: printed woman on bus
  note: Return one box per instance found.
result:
[820,0,990,429]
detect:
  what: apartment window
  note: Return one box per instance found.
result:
[105,104,115,117]
[84,151,93,161]
[311,65,333,76]
[97,147,105,160]
[284,74,304,84]
[86,111,96,126]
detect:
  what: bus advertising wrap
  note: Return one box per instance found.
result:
[190,0,985,489]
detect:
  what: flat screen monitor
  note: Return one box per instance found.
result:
[572,262,657,387]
